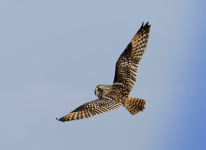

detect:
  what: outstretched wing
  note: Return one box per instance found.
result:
[56,96,122,122]
[113,22,151,92]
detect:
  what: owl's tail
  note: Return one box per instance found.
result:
[124,96,146,115]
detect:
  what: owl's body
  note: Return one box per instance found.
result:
[57,22,150,122]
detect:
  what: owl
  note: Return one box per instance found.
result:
[56,22,151,122]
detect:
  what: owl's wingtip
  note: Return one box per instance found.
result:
[56,117,66,122]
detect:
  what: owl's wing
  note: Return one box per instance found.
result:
[56,96,122,122]
[113,22,151,92]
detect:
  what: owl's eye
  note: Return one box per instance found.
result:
[97,89,101,92]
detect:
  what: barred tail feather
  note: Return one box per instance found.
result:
[124,96,146,115]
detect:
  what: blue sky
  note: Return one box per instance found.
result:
[0,1,205,150]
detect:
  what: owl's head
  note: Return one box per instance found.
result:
[94,84,112,99]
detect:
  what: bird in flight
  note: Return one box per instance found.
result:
[56,22,151,122]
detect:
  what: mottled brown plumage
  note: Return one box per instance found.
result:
[114,22,150,92]
[57,22,151,122]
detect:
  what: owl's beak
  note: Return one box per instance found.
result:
[94,89,96,95]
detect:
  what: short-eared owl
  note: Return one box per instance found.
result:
[56,22,151,122]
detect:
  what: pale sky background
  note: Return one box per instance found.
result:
[0,1,206,150]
